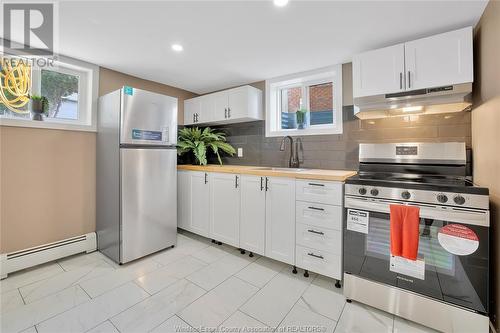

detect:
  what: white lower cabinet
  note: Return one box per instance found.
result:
[177,171,191,231]
[295,245,341,279]
[265,177,296,265]
[178,170,344,281]
[295,179,343,281]
[191,172,210,237]
[296,224,342,254]
[177,171,210,237]
[209,172,241,248]
[239,175,266,255]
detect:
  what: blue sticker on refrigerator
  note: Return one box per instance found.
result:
[132,129,163,141]
[123,86,134,95]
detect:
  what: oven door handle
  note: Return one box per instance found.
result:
[344,196,490,227]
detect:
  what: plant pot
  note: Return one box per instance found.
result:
[296,112,310,129]
[31,100,45,121]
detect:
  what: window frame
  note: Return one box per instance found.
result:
[0,55,99,132]
[266,64,343,137]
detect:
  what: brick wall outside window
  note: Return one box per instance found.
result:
[285,82,333,112]
[309,82,333,112]
[286,87,302,112]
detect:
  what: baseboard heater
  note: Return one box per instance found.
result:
[0,232,97,279]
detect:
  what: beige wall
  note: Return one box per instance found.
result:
[0,68,196,253]
[0,127,96,253]
[99,67,197,124]
[472,0,500,328]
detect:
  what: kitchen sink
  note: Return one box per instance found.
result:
[251,167,309,172]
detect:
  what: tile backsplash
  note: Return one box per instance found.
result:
[200,106,471,171]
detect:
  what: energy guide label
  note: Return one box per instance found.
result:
[347,209,369,234]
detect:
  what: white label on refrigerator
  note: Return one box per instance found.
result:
[390,255,425,280]
[347,209,369,234]
[162,127,169,143]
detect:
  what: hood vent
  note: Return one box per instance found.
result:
[354,83,472,119]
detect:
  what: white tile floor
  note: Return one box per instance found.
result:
[0,231,438,333]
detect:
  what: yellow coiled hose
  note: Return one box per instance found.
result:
[0,57,31,114]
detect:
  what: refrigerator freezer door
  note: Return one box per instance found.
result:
[120,87,178,146]
[120,148,177,263]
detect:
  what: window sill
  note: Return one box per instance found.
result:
[266,125,343,137]
[0,117,96,132]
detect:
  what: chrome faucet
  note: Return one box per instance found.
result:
[280,136,300,168]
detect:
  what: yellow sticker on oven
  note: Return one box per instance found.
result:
[438,224,479,256]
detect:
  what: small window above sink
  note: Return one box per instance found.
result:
[265,65,343,137]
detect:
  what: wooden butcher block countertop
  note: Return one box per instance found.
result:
[177,164,357,182]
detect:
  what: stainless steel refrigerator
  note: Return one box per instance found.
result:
[97,86,177,264]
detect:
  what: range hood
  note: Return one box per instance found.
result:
[353,83,472,119]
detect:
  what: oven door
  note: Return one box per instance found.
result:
[343,195,489,314]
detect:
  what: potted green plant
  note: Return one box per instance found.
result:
[177,127,236,165]
[30,95,49,121]
[296,108,309,129]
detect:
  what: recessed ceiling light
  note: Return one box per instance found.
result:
[273,0,289,7]
[171,44,183,52]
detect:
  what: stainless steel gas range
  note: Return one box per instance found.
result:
[343,142,490,333]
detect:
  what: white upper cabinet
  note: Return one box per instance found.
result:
[227,86,252,120]
[184,98,200,126]
[352,27,473,98]
[353,44,405,97]
[240,175,266,256]
[198,94,215,124]
[213,91,229,121]
[405,27,473,90]
[183,85,263,125]
[209,172,241,248]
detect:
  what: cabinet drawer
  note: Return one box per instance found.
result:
[295,245,341,280]
[296,223,341,254]
[296,201,342,231]
[295,180,343,206]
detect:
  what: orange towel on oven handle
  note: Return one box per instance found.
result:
[390,204,420,260]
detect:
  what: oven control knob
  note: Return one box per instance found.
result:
[358,188,367,195]
[401,191,411,200]
[437,194,448,203]
[370,189,379,196]
[454,195,466,205]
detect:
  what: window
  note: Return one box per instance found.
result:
[0,54,98,131]
[41,69,79,120]
[266,65,342,137]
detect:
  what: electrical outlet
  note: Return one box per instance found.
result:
[237,148,243,157]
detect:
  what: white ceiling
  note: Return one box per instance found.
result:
[7,1,490,94]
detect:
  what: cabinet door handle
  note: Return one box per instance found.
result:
[228,107,231,118]
[307,229,324,235]
[265,177,269,191]
[204,173,208,184]
[260,177,264,191]
[308,183,325,187]
[307,252,324,260]
[399,72,403,89]
[308,206,324,211]
[224,108,227,118]
[408,71,411,89]
[193,114,195,123]
[235,175,239,188]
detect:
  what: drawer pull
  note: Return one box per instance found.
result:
[307,252,324,260]
[308,183,325,187]
[307,229,324,235]
[308,206,324,211]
